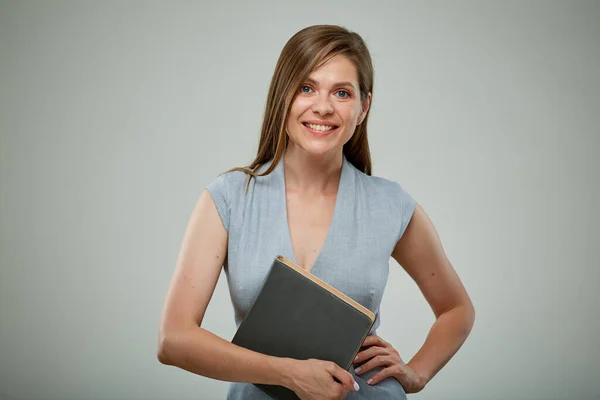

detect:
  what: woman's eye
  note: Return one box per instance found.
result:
[300,85,312,93]
[337,90,350,98]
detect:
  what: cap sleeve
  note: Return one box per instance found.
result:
[395,182,417,242]
[206,173,230,233]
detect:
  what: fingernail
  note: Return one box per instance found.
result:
[354,367,361,373]
[367,378,373,385]
[354,356,358,361]
[354,381,360,391]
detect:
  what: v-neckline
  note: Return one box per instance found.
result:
[278,153,348,276]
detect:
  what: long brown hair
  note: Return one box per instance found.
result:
[227,25,374,189]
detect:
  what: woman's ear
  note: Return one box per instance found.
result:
[357,92,372,125]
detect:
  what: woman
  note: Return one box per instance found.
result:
[158,25,475,399]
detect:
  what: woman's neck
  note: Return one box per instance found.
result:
[282,145,343,195]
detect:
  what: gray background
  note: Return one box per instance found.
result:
[1,1,599,399]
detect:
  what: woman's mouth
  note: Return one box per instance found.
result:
[302,122,339,136]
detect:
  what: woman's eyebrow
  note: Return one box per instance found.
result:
[305,78,357,90]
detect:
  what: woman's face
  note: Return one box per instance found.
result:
[285,54,370,159]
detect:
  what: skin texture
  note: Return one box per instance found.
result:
[350,202,476,393]
[282,54,370,274]
[157,55,368,400]
[284,54,475,395]
[288,359,359,399]
[279,54,371,398]
[284,54,370,160]
[353,334,425,393]
[157,53,474,399]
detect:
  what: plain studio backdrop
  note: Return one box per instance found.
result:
[1,1,599,399]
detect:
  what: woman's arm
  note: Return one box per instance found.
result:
[158,189,359,396]
[391,204,476,385]
[157,189,294,387]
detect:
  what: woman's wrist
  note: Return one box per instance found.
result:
[271,357,299,390]
[406,361,430,390]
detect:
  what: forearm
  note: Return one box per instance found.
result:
[158,327,295,387]
[407,304,475,384]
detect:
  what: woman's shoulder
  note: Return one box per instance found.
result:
[206,168,250,199]
[352,168,417,239]
[206,160,275,198]
[352,166,410,198]
[204,166,258,233]
[212,168,250,186]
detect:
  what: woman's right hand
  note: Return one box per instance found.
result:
[286,358,359,400]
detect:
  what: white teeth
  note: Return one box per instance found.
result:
[306,123,335,131]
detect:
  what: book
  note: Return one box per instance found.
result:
[231,255,376,400]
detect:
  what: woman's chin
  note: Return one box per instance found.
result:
[287,134,346,158]
[299,142,341,158]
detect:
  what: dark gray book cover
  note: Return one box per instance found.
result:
[231,255,376,400]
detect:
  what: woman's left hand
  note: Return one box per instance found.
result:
[352,334,426,394]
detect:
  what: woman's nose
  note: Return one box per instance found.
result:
[311,94,334,115]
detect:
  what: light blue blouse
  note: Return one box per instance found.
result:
[206,154,417,399]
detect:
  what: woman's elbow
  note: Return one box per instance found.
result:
[157,331,175,365]
[463,300,476,334]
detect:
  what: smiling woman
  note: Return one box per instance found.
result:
[286,55,370,156]
[158,24,475,400]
